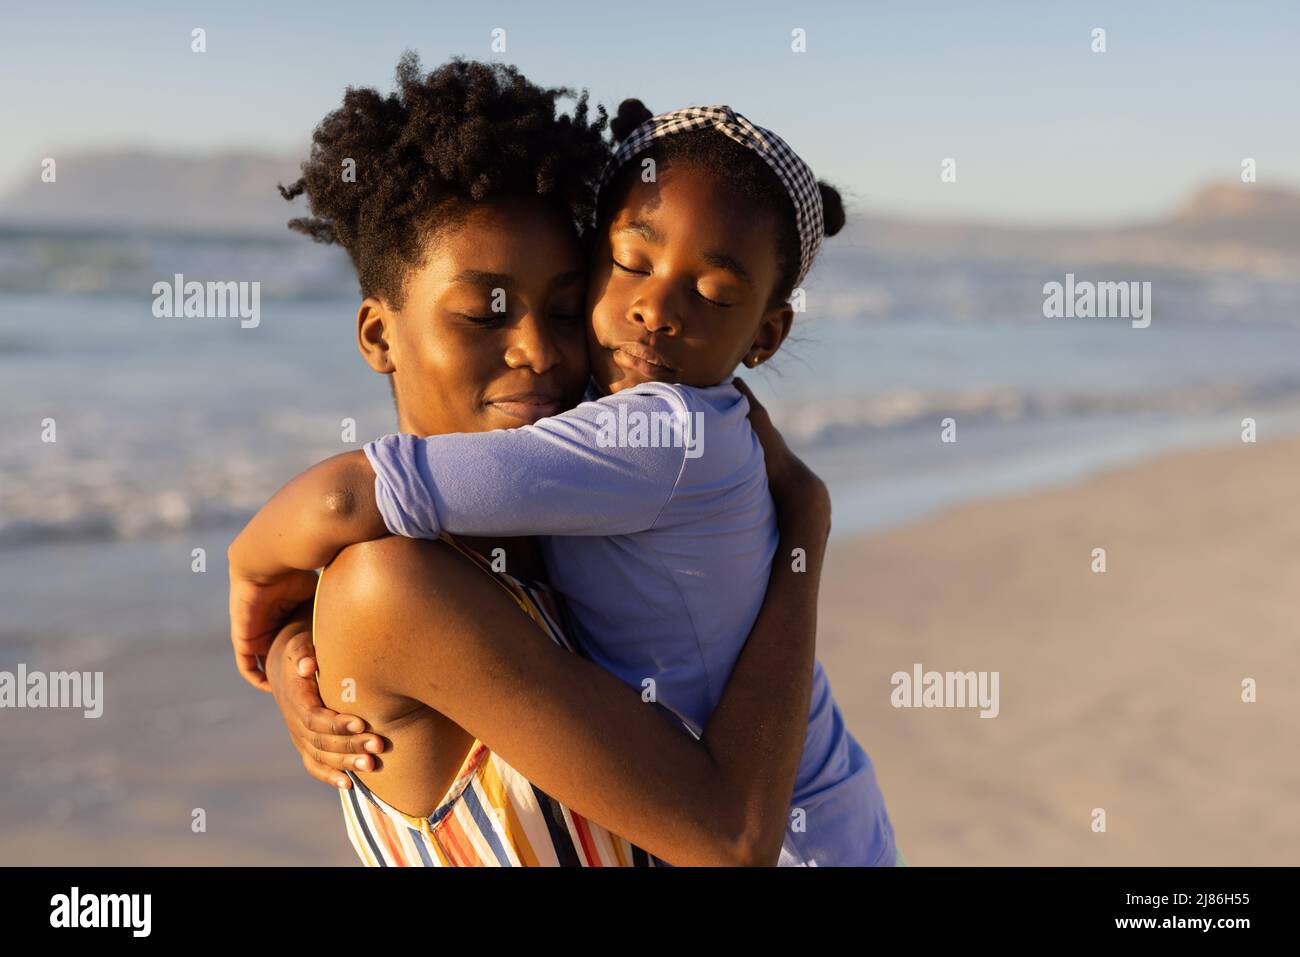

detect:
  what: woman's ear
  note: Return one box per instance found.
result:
[357,297,397,374]
[742,302,794,368]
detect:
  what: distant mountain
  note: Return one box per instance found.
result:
[846,183,1300,278]
[0,149,308,236]
[1160,184,1300,248]
[1,148,1297,276]
[1171,183,1300,224]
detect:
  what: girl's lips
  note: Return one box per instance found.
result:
[613,343,677,380]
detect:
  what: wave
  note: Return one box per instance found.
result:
[776,374,1300,447]
[0,498,250,550]
[5,375,1300,550]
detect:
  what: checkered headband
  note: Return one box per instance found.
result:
[599,105,825,291]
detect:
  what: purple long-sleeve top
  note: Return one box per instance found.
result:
[363,376,897,865]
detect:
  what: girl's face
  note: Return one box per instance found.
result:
[585,163,794,392]
[357,195,590,436]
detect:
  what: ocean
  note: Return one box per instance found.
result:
[4,229,1300,649]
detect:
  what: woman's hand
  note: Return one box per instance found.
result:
[264,610,386,790]
[734,377,831,539]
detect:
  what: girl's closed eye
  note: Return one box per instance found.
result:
[693,286,734,308]
[612,257,649,276]
[613,258,734,307]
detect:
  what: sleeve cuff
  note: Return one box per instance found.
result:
[362,434,444,540]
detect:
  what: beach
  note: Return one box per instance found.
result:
[0,635,355,866]
[819,433,1300,866]
[3,433,1296,865]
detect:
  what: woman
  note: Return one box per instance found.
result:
[230,55,835,866]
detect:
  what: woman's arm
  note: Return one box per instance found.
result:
[312,385,826,866]
[319,490,824,866]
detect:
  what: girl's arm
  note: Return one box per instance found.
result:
[361,384,693,539]
[228,386,692,689]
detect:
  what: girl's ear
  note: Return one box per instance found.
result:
[357,297,397,374]
[742,302,794,368]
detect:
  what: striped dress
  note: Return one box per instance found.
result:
[330,533,692,867]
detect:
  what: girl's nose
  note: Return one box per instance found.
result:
[631,282,681,336]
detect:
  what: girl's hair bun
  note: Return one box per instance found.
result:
[819,181,846,237]
[611,98,653,144]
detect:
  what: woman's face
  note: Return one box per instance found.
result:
[358,195,591,437]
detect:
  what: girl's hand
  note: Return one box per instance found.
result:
[228,562,320,692]
[264,619,386,789]
[226,451,387,691]
[734,377,831,537]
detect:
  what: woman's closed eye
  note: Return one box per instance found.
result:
[454,303,582,324]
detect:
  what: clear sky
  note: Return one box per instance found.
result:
[3,0,1297,225]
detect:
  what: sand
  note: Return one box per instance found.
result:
[818,434,1300,865]
[3,435,1296,865]
[0,637,355,866]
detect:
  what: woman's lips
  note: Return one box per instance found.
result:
[612,342,677,380]
[487,393,564,423]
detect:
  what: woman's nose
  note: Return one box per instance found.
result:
[503,311,562,373]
